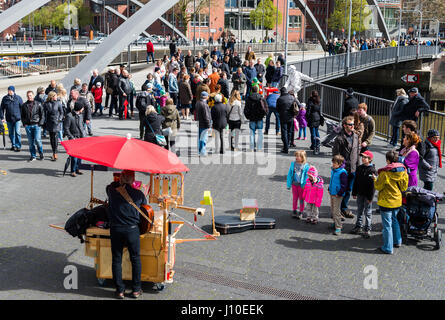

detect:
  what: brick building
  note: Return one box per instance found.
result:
[87,0,306,42]
[0,0,21,39]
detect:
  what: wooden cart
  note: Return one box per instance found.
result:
[78,171,217,289]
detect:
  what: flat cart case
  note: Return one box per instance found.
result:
[214,216,276,235]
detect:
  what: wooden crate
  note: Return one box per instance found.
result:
[90,228,175,284]
[240,199,259,221]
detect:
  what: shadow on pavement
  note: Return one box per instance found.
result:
[275,235,382,255]
[0,246,166,298]
[8,167,64,177]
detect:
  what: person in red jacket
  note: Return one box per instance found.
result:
[146,40,155,64]
[91,82,104,116]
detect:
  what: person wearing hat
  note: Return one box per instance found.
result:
[0,86,23,151]
[195,91,211,156]
[64,102,86,177]
[91,82,104,116]
[342,87,359,119]
[419,129,442,191]
[403,87,430,122]
[351,150,378,238]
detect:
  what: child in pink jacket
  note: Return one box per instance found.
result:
[303,166,324,224]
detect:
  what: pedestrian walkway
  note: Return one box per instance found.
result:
[0,110,444,300]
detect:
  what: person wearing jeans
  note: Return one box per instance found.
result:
[106,170,146,299]
[374,150,409,254]
[21,90,45,160]
[249,121,264,151]
[25,125,43,160]
[244,85,267,151]
[1,86,23,151]
[351,151,377,238]
[196,91,211,156]
[265,91,280,135]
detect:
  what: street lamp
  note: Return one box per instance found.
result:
[396,8,422,62]
[345,0,352,76]
[284,0,289,75]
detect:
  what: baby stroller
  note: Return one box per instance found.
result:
[399,186,444,250]
[321,119,341,149]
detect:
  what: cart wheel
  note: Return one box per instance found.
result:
[154,283,165,291]
[435,230,442,250]
[97,278,106,286]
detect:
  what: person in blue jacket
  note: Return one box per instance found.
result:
[243,60,257,98]
[265,91,280,135]
[0,86,23,151]
[329,155,349,235]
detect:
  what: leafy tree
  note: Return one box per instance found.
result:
[328,0,370,34]
[174,0,220,35]
[249,0,282,37]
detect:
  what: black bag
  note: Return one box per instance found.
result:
[259,98,268,117]
[320,114,326,127]
[64,208,91,243]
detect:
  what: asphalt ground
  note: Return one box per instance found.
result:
[0,104,444,300]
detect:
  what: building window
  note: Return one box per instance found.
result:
[225,0,238,8]
[199,14,209,27]
[240,0,255,8]
[289,15,301,29]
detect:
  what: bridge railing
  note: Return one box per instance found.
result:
[289,45,439,81]
[298,81,445,156]
[0,40,322,54]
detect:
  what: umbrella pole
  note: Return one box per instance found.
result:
[90,167,94,209]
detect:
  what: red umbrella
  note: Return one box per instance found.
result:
[61,134,189,174]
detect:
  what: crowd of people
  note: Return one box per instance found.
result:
[284,84,442,255]
[0,42,443,262]
[327,36,443,55]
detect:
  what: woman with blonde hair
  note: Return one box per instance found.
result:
[143,105,165,145]
[228,90,243,151]
[388,88,408,148]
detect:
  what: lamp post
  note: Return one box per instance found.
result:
[397,9,422,62]
[284,0,289,75]
[302,0,307,64]
[127,0,131,72]
[193,0,196,55]
[345,0,352,76]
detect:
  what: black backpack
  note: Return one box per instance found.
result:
[64,208,91,243]
[136,94,149,113]
[64,205,110,243]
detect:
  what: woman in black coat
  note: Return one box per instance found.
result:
[265,60,275,87]
[306,90,322,152]
[43,91,64,161]
[143,105,165,145]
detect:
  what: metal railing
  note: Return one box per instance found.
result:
[0,40,321,55]
[289,45,440,81]
[298,81,445,156]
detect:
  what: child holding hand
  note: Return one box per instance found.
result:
[287,150,311,219]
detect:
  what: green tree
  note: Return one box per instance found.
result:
[174,0,219,36]
[328,0,370,34]
[249,0,282,37]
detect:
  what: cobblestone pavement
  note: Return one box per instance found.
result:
[0,108,444,300]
